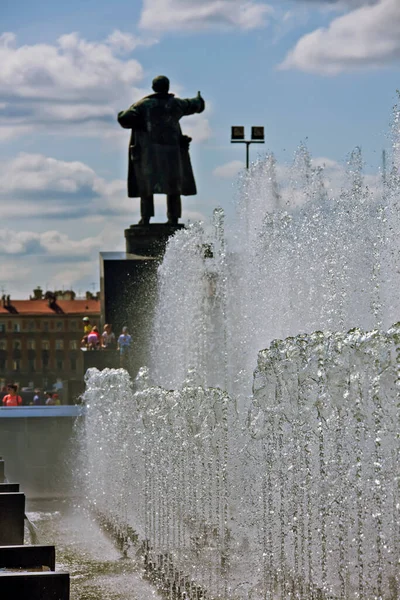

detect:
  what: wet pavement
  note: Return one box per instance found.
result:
[26,499,160,600]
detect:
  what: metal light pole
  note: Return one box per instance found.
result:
[231,126,265,168]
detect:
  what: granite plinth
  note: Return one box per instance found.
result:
[82,349,120,371]
[100,224,184,378]
[100,252,158,378]
[0,545,55,571]
[0,493,25,545]
[0,572,69,599]
[125,223,184,256]
[0,483,19,493]
[0,460,4,483]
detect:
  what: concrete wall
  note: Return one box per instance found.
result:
[0,407,84,498]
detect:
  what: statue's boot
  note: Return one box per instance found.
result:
[139,196,154,225]
[166,194,181,225]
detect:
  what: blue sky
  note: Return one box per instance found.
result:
[0,0,399,296]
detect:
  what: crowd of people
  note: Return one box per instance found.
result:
[81,319,131,352]
[1,319,134,408]
[80,318,132,366]
[1,384,61,407]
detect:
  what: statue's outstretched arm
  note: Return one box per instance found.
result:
[179,92,205,117]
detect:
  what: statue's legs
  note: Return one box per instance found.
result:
[139,195,155,225]
[166,195,181,225]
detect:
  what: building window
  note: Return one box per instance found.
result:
[0,322,5,333]
[56,359,63,371]
[43,321,49,332]
[0,340,6,350]
[42,340,50,350]
[28,320,35,331]
[27,339,36,350]
[0,357,6,370]
[13,322,21,332]
[13,340,21,350]
[69,340,78,350]
[56,321,63,331]
[13,359,20,372]
[55,339,64,350]
[70,357,77,371]
[28,359,36,372]
[70,321,77,331]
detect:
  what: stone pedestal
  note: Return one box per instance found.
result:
[100,223,184,378]
[125,223,184,255]
[0,459,5,483]
[0,493,25,545]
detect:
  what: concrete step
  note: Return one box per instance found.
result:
[0,493,25,545]
[0,571,69,599]
[0,545,55,571]
[0,483,20,493]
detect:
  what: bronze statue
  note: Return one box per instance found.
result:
[118,75,205,225]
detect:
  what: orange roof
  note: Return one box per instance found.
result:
[0,299,100,316]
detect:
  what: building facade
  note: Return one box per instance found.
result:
[0,288,100,390]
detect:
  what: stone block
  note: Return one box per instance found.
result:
[0,493,25,545]
[0,572,69,599]
[0,459,5,483]
[0,484,19,493]
[0,545,55,571]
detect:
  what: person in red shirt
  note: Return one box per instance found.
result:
[2,384,22,407]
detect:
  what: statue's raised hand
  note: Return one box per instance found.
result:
[197,91,205,112]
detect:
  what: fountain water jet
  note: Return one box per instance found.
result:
[81,99,400,599]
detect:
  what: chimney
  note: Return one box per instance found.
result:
[1,295,5,308]
[32,286,43,300]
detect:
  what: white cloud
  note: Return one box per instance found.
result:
[0,148,211,295]
[0,31,153,140]
[105,30,158,53]
[0,152,127,219]
[280,0,400,74]
[0,229,102,257]
[139,0,273,31]
[213,160,244,178]
[0,30,212,143]
[0,152,210,223]
[183,112,213,143]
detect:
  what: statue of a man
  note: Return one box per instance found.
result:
[118,75,205,225]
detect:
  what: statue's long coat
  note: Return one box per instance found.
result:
[118,93,205,198]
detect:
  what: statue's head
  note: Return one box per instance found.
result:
[152,75,170,94]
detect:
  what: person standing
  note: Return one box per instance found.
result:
[102,324,116,349]
[32,389,43,406]
[82,317,92,335]
[118,326,132,369]
[87,326,101,350]
[2,384,22,407]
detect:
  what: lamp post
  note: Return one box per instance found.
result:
[231,126,265,169]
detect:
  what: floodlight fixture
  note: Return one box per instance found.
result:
[231,126,245,141]
[230,125,265,169]
[251,126,264,141]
